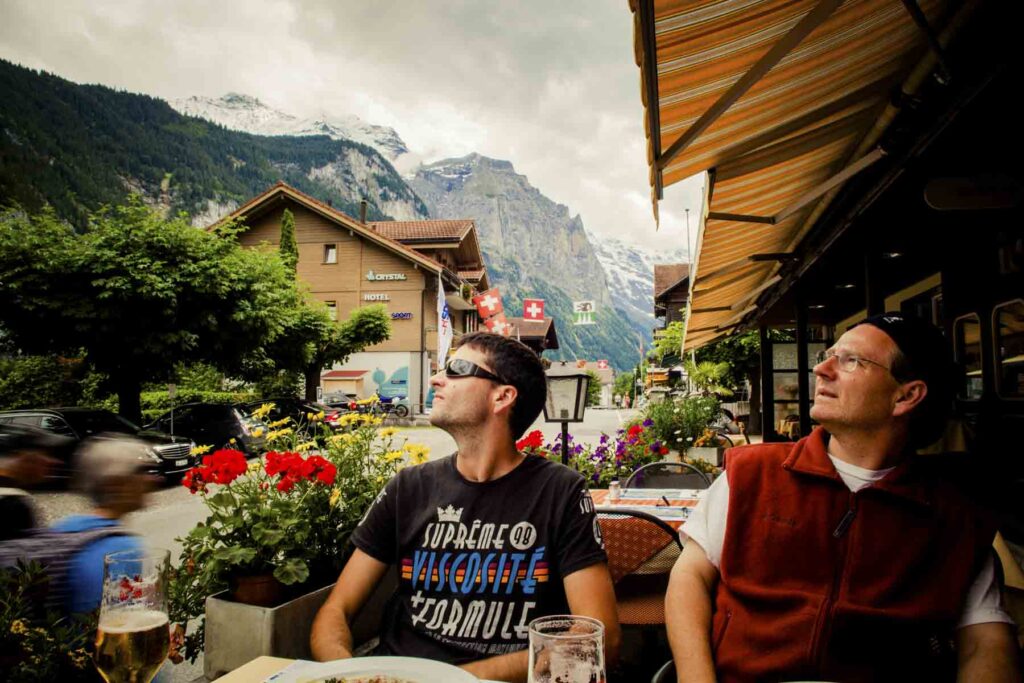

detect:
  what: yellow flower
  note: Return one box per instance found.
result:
[190,444,212,456]
[248,460,262,473]
[330,433,352,445]
[295,441,316,452]
[267,417,291,429]
[378,427,398,438]
[10,619,27,635]
[306,411,321,423]
[384,450,404,462]
[252,427,264,438]
[410,451,429,465]
[251,402,276,419]
[329,487,341,507]
[229,438,237,445]
[267,427,293,441]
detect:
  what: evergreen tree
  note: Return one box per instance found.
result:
[279,208,298,276]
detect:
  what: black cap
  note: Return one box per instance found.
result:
[853,312,952,447]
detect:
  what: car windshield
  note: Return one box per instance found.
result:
[63,411,141,436]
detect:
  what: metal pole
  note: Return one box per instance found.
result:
[561,422,570,467]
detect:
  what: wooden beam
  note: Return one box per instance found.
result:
[773,147,887,223]
[749,253,799,262]
[693,261,761,292]
[729,275,783,310]
[656,0,845,172]
[638,0,664,200]
[690,306,732,313]
[707,211,775,224]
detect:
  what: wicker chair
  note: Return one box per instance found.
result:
[624,461,712,490]
[596,507,683,626]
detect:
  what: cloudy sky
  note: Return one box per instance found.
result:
[0,0,704,255]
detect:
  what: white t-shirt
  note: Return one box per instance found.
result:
[682,454,1014,628]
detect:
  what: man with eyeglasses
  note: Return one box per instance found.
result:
[312,332,619,681]
[665,313,1019,682]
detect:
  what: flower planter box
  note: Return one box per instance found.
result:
[686,446,725,468]
[204,571,396,680]
[204,582,333,680]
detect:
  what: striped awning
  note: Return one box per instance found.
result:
[629,0,956,349]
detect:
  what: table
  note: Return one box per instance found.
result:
[590,487,704,531]
[215,656,503,682]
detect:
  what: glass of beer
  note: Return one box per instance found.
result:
[528,615,606,683]
[94,548,171,683]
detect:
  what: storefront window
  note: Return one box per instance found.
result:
[953,313,982,400]
[994,300,1024,398]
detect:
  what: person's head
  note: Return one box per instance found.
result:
[75,435,158,517]
[0,427,64,487]
[429,332,547,440]
[810,312,951,448]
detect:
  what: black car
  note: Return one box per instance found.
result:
[240,397,346,437]
[146,403,268,457]
[0,408,197,480]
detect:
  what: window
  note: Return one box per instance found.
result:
[326,301,337,321]
[39,415,74,437]
[994,300,1024,399]
[323,244,337,264]
[953,313,983,400]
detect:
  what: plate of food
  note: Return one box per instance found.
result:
[265,656,479,683]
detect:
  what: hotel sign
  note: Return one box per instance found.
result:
[363,293,390,301]
[366,270,407,281]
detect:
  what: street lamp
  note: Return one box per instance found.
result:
[544,361,591,466]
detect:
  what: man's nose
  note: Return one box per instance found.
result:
[429,371,445,388]
[813,355,836,378]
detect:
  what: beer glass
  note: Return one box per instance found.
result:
[94,548,171,683]
[528,615,606,683]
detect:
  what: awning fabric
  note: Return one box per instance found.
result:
[629,0,951,349]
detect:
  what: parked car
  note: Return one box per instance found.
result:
[239,397,346,436]
[323,391,358,411]
[145,403,267,457]
[0,408,197,481]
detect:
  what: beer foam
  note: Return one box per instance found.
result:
[99,609,169,633]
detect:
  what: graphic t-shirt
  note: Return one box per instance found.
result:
[352,453,606,663]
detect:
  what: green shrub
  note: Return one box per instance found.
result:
[644,395,722,452]
[94,389,257,424]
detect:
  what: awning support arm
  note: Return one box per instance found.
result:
[899,0,952,84]
[655,0,845,174]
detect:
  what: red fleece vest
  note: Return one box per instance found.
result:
[712,428,995,682]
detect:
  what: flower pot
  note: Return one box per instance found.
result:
[229,574,284,607]
[686,446,725,467]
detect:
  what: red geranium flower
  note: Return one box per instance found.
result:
[516,430,545,451]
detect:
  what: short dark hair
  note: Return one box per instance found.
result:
[854,312,952,448]
[453,332,547,439]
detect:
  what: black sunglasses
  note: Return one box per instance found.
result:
[444,358,505,384]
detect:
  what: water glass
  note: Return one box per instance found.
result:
[94,548,171,683]
[528,614,606,683]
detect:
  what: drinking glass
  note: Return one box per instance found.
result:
[94,548,171,683]
[528,614,606,683]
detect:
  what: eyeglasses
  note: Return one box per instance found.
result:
[444,358,505,384]
[815,348,892,374]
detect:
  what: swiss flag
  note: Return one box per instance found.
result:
[484,313,513,337]
[472,288,504,319]
[522,298,545,321]
[597,360,609,369]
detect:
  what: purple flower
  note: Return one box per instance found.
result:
[599,434,609,445]
[650,440,663,453]
[642,418,654,427]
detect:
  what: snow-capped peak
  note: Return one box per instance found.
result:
[170,93,415,170]
[592,237,689,325]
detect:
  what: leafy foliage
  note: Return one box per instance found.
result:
[278,209,298,275]
[683,359,734,397]
[650,321,685,366]
[643,395,722,452]
[585,370,601,406]
[0,200,299,422]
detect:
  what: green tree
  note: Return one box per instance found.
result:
[683,359,734,397]
[279,208,298,275]
[0,201,298,423]
[612,371,634,402]
[649,320,685,366]
[585,370,601,406]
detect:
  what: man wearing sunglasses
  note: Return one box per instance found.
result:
[665,313,1019,682]
[312,332,619,681]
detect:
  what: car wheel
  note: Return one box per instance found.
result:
[394,405,409,418]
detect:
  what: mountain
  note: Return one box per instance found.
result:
[0,60,428,227]
[408,154,646,371]
[170,93,419,172]
[593,238,689,329]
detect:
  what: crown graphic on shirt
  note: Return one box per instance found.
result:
[436,505,463,523]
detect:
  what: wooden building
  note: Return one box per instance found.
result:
[215,183,487,411]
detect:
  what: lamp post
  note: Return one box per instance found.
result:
[543,361,591,466]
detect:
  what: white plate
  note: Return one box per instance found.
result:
[265,656,479,683]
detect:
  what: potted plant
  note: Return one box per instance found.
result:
[167,409,430,676]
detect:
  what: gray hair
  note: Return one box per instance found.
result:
[75,435,152,506]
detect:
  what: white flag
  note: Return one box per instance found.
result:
[437,277,453,365]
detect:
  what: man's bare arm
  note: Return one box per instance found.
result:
[956,621,1021,682]
[310,549,389,661]
[460,563,621,683]
[665,541,719,683]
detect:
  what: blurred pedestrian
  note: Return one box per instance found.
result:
[0,425,63,540]
[50,435,158,614]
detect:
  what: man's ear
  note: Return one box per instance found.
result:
[492,384,518,417]
[892,379,927,418]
